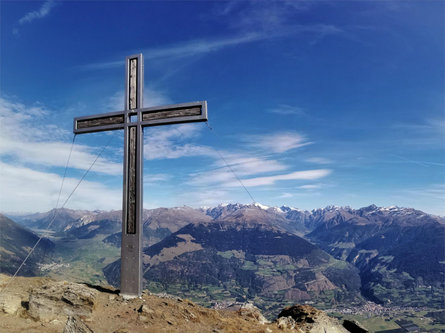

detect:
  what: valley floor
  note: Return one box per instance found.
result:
[329,306,445,333]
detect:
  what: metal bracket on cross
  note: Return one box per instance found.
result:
[73,54,208,297]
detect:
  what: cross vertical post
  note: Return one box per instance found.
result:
[121,54,144,297]
[73,54,208,298]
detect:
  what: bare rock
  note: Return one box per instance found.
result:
[277,304,351,333]
[63,316,93,333]
[277,316,296,329]
[137,304,154,314]
[343,319,368,333]
[0,294,22,315]
[28,281,98,322]
[278,304,321,323]
[237,302,269,325]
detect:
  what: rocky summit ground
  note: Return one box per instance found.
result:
[0,274,365,333]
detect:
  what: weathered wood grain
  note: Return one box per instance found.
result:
[126,126,137,234]
[129,58,138,110]
[142,106,201,121]
[76,115,124,129]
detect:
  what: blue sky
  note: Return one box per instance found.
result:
[0,0,444,215]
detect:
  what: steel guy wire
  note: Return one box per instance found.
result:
[0,134,114,295]
[172,122,258,207]
[204,121,279,228]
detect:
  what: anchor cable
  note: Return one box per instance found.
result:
[204,122,258,206]
[0,134,113,294]
[204,121,279,305]
[203,121,276,239]
[204,121,258,206]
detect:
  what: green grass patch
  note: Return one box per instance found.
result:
[45,234,120,285]
[241,260,257,270]
[216,251,234,259]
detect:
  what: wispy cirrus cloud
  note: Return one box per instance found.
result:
[268,104,306,116]
[278,192,294,199]
[298,184,323,190]
[0,94,332,211]
[189,164,331,188]
[144,123,215,160]
[19,0,56,25]
[0,97,122,175]
[390,118,445,148]
[391,184,445,216]
[14,0,57,35]
[231,169,331,187]
[80,22,342,71]
[79,33,266,71]
[390,154,445,168]
[188,155,288,188]
[0,162,121,213]
[306,157,332,165]
[219,0,313,33]
[144,124,330,193]
[404,184,445,200]
[243,132,311,153]
[178,189,232,207]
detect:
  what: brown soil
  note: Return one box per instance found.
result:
[0,274,297,333]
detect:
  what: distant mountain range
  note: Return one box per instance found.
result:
[4,203,445,314]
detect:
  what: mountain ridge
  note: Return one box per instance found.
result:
[4,203,444,313]
[0,214,54,276]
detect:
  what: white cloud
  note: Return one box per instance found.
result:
[231,169,331,187]
[178,189,231,207]
[81,22,342,71]
[143,173,171,185]
[404,184,445,200]
[18,0,56,25]
[144,33,264,60]
[243,132,311,153]
[216,154,288,175]
[0,97,122,175]
[224,1,313,33]
[268,104,306,116]
[144,123,216,160]
[0,138,121,176]
[390,184,445,216]
[390,118,445,148]
[298,184,322,190]
[189,166,331,188]
[81,33,266,71]
[278,192,294,199]
[0,162,121,213]
[188,154,288,187]
[0,97,126,213]
[306,157,332,164]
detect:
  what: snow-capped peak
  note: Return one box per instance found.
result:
[253,202,270,210]
[280,205,300,212]
[381,205,400,212]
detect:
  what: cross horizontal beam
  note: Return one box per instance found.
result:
[73,101,207,134]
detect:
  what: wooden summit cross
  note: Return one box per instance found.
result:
[73,54,207,297]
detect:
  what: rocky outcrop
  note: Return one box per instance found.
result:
[342,319,368,333]
[0,276,365,332]
[277,305,349,333]
[28,281,98,321]
[236,302,270,325]
[63,316,93,333]
[0,294,22,315]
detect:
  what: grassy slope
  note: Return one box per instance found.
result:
[43,234,120,285]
